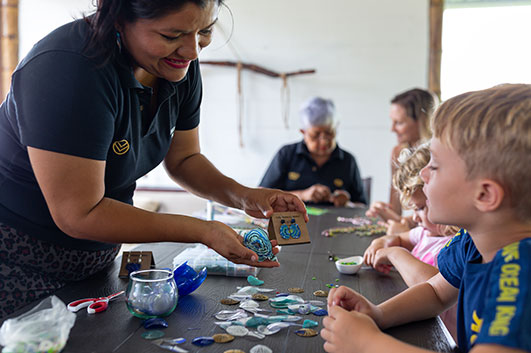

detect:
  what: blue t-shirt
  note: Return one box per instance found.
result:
[0,20,201,250]
[259,141,366,204]
[438,229,530,352]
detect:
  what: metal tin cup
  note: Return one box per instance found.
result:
[126,269,178,319]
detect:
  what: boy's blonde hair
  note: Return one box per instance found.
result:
[392,143,430,209]
[432,84,531,222]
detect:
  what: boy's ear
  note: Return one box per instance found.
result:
[473,179,504,213]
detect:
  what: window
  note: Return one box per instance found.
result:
[441,2,531,100]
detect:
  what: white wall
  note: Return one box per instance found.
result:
[18,0,429,207]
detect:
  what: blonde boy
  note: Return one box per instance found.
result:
[321,84,530,353]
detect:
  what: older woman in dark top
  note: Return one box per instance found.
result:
[260,97,366,207]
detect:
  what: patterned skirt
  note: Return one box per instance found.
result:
[0,222,120,319]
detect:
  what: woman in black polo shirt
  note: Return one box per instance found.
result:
[0,0,306,317]
[260,97,366,207]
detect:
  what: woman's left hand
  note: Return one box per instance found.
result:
[321,305,382,353]
[240,188,309,222]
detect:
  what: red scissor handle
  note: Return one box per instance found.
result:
[87,300,109,314]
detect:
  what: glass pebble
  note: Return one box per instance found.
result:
[312,309,328,316]
[250,344,273,353]
[143,318,169,329]
[142,330,165,340]
[248,275,264,286]
[192,336,214,346]
[302,319,318,328]
[226,325,249,337]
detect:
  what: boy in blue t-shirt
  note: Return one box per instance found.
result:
[321,84,530,353]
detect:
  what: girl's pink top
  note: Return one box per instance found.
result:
[409,226,452,268]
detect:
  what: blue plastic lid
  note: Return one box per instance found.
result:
[173,261,207,296]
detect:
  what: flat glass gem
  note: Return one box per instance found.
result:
[251,293,269,301]
[212,333,235,343]
[288,287,304,293]
[313,290,329,297]
[295,328,318,337]
[302,319,319,328]
[226,325,249,337]
[312,309,328,316]
[245,316,269,328]
[250,344,274,353]
[192,336,215,346]
[246,331,266,339]
[243,229,277,262]
[247,275,265,286]
[164,338,186,344]
[224,350,246,353]
[143,318,169,329]
[142,330,165,340]
[220,298,240,305]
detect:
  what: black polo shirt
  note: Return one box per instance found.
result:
[259,141,366,205]
[0,20,201,250]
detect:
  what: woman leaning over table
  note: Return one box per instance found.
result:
[366,88,437,230]
[0,0,307,318]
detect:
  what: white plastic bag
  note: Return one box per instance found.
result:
[0,296,76,353]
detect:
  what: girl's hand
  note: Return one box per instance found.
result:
[204,220,280,268]
[240,188,309,222]
[386,218,411,234]
[321,305,382,353]
[373,247,402,274]
[363,238,386,267]
[365,201,401,222]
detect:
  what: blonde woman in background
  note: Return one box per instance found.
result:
[366,88,438,231]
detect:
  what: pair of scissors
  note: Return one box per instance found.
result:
[67,290,125,314]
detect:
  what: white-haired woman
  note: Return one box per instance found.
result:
[260,97,366,207]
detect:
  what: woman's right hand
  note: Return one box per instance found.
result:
[203,220,280,268]
[365,201,401,222]
[363,238,385,267]
[302,184,331,203]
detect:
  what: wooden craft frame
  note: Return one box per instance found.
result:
[268,211,310,246]
[118,251,156,278]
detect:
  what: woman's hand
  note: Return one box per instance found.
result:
[204,220,280,268]
[365,201,401,222]
[321,305,383,353]
[329,190,350,207]
[240,188,309,222]
[302,184,331,204]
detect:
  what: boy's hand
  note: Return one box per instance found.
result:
[321,305,382,353]
[327,286,382,325]
[363,238,385,267]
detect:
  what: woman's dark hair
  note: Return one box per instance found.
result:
[85,0,224,64]
[391,88,438,142]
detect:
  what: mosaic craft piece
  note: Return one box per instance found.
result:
[250,344,273,353]
[243,229,277,262]
[321,224,387,237]
[212,333,235,343]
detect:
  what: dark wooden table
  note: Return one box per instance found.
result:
[1,207,456,353]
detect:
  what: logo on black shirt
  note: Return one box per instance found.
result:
[112,140,130,155]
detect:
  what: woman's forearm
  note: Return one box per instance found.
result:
[165,152,249,209]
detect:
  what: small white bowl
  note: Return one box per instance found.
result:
[335,256,363,275]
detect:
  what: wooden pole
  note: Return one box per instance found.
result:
[429,0,443,100]
[0,0,18,101]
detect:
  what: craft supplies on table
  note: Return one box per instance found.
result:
[173,244,260,277]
